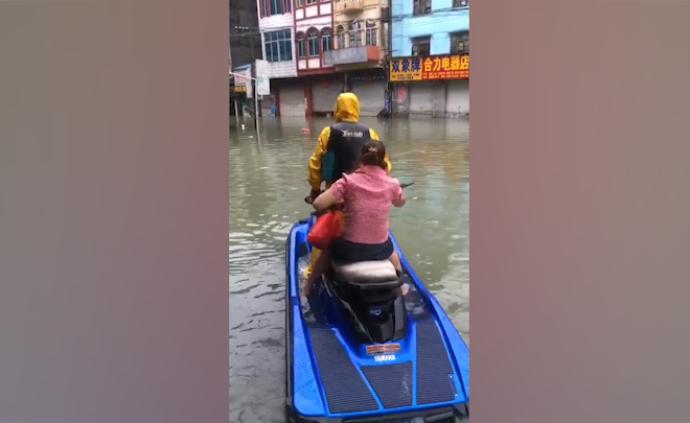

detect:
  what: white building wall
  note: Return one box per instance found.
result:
[257,2,297,79]
[295,11,332,71]
[296,12,331,31]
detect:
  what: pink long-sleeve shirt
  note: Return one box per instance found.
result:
[330,166,404,245]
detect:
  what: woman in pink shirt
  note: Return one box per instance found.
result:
[303,141,406,296]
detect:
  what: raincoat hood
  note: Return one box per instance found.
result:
[334,92,360,122]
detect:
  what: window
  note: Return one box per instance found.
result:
[413,0,431,16]
[271,0,283,14]
[451,31,469,54]
[307,0,317,4]
[307,28,319,57]
[453,0,469,7]
[411,36,431,56]
[336,25,345,49]
[296,0,303,6]
[264,30,293,62]
[296,32,306,58]
[321,28,332,52]
[261,0,291,16]
[348,20,361,48]
[365,20,377,46]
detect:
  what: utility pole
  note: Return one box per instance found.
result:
[385,1,394,120]
[249,32,259,130]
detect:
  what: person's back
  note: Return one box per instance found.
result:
[327,120,372,183]
[305,92,392,203]
[332,165,401,246]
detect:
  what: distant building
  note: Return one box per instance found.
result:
[291,0,341,117]
[230,0,262,115]
[294,0,334,76]
[229,0,262,69]
[257,0,297,81]
[323,0,390,117]
[389,0,469,117]
[253,0,300,116]
[230,0,393,118]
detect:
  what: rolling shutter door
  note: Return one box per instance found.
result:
[312,80,342,114]
[351,80,386,117]
[279,85,305,117]
[408,82,434,116]
[445,80,469,116]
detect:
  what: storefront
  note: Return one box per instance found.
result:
[349,72,386,117]
[445,80,469,116]
[232,65,253,117]
[278,83,306,117]
[408,81,434,116]
[231,85,248,116]
[311,79,343,116]
[389,54,470,117]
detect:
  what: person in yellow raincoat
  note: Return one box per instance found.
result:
[303,92,392,284]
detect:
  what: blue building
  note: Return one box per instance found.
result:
[388,0,469,117]
[391,0,469,58]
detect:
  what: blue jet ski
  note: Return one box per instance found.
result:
[285,214,470,422]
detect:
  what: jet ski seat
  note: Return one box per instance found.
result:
[331,260,401,290]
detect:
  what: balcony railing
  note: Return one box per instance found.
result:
[334,0,363,13]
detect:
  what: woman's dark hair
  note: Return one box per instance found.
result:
[359,140,387,170]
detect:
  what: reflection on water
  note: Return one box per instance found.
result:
[229,116,469,423]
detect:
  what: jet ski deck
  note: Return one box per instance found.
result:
[285,217,469,422]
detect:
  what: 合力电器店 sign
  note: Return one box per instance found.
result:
[389,55,469,82]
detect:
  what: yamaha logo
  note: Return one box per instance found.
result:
[366,343,401,356]
[374,354,396,362]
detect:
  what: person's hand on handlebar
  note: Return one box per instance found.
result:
[304,189,322,205]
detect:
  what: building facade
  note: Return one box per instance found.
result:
[322,0,390,117]
[390,0,469,117]
[229,0,262,116]
[231,0,394,118]
[252,0,297,116]
[289,0,339,117]
[258,0,298,79]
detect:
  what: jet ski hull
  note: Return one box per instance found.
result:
[286,217,469,422]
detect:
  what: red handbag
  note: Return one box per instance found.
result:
[307,211,343,250]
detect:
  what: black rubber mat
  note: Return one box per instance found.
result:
[361,362,414,409]
[309,327,380,414]
[416,319,457,405]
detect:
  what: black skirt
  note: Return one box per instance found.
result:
[331,237,394,264]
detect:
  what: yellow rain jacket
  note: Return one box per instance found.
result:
[307,92,392,191]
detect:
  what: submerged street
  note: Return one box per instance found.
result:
[229,116,469,422]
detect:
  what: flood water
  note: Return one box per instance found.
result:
[229,115,469,423]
